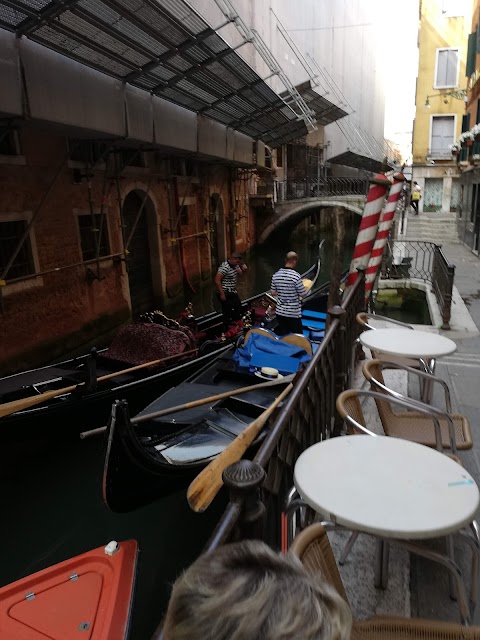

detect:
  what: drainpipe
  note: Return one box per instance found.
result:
[172,176,196,294]
[228,167,237,253]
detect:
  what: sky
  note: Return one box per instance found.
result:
[381,0,420,161]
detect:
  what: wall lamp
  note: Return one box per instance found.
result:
[425,89,467,108]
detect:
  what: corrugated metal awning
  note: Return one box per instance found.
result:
[328,150,390,174]
[0,0,336,145]
[294,81,347,126]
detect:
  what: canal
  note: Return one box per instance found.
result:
[0,211,360,639]
[167,212,361,318]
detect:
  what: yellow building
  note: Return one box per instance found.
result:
[412,0,472,214]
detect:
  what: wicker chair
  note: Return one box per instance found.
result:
[362,360,473,452]
[290,523,480,640]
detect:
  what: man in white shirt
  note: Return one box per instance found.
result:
[270,251,307,336]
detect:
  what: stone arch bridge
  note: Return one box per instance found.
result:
[256,194,365,244]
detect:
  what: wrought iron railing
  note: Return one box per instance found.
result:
[382,241,455,329]
[276,177,369,201]
[151,274,366,639]
[432,246,455,329]
[204,274,365,551]
[427,147,456,160]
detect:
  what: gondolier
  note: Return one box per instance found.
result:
[271,251,307,336]
[214,252,248,328]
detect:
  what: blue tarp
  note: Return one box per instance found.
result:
[233,333,312,374]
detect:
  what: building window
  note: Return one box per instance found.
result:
[118,149,146,168]
[442,0,467,16]
[276,147,283,167]
[0,128,21,156]
[69,140,108,165]
[0,219,35,280]
[430,115,455,158]
[78,214,110,261]
[435,48,459,88]
[179,206,189,225]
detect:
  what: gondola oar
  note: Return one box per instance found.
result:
[79,374,295,438]
[0,347,199,419]
[187,382,293,513]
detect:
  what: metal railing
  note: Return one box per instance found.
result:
[382,241,455,329]
[427,147,455,160]
[276,177,369,201]
[204,274,365,551]
[432,246,455,329]
[152,274,366,638]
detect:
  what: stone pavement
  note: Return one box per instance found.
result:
[331,241,480,625]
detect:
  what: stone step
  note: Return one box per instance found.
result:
[402,215,459,242]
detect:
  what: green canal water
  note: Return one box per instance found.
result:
[1,214,360,639]
[167,214,361,318]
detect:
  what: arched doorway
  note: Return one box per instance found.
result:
[210,193,226,269]
[122,190,156,317]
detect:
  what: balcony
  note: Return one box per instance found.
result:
[426,147,455,161]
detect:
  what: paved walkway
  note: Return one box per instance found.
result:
[335,241,480,625]
[413,243,480,624]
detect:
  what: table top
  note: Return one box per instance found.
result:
[294,436,479,539]
[359,328,457,359]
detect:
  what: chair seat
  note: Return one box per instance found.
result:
[352,616,480,639]
[385,411,472,450]
[301,318,326,330]
[372,351,427,371]
[302,309,327,321]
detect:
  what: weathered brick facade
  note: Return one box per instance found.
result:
[0,128,256,374]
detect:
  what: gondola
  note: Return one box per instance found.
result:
[102,284,330,513]
[0,258,320,443]
[0,539,137,639]
[0,243,325,443]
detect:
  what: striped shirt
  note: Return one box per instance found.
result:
[218,261,239,292]
[271,267,306,318]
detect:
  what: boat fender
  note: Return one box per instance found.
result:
[104,540,120,556]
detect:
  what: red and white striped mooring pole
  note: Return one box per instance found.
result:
[346,173,391,290]
[364,172,406,304]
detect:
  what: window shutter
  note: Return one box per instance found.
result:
[463,113,471,132]
[445,49,458,86]
[477,23,480,52]
[436,50,448,85]
[467,32,476,77]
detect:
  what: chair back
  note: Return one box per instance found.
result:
[281,333,313,355]
[355,312,371,330]
[362,360,398,435]
[336,390,371,435]
[243,327,277,347]
[290,523,349,604]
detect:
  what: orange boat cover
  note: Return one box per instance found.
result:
[0,540,137,640]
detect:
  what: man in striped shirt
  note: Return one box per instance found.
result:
[271,251,306,336]
[215,252,247,328]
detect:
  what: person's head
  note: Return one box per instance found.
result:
[285,251,298,266]
[413,181,418,185]
[229,252,243,267]
[163,539,352,640]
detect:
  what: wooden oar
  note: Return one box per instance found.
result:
[79,374,294,439]
[187,382,293,513]
[0,347,199,419]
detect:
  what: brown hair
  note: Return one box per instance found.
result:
[163,540,352,640]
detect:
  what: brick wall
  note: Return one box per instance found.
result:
[0,127,257,373]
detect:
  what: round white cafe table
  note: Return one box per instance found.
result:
[294,436,479,540]
[358,328,456,361]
